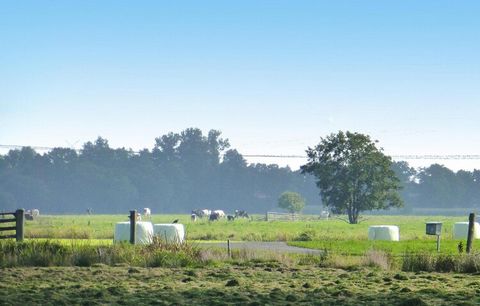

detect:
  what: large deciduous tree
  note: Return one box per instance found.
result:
[301,131,402,224]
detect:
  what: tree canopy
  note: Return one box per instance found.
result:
[278,191,306,213]
[0,128,318,214]
[302,131,403,224]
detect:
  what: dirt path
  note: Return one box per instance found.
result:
[197,241,322,255]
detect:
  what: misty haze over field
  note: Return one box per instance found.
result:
[0,128,478,215]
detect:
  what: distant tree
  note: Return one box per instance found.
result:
[416,164,475,208]
[278,191,305,213]
[302,131,403,224]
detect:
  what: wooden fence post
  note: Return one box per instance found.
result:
[15,209,24,242]
[227,239,231,258]
[466,213,475,254]
[129,210,136,245]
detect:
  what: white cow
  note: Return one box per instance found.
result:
[31,209,40,217]
[213,210,225,218]
[201,209,212,217]
[143,208,151,218]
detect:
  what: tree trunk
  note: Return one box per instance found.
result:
[347,193,359,224]
[348,205,359,224]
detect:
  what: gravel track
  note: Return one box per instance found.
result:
[197,241,322,254]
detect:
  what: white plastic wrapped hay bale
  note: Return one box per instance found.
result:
[453,222,480,240]
[153,224,185,244]
[368,225,400,241]
[114,221,154,244]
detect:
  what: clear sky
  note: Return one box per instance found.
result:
[1,1,479,171]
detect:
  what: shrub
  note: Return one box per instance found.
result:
[295,230,316,241]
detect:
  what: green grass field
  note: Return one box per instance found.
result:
[3,214,480,305]
[23,214,473,256]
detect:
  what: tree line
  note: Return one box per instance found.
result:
[0,128,318,214]
[0,128,478,215]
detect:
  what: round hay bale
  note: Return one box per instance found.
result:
[368,225,400,241]
[453,222,480,240]
[153,224,185,244]
[114,221,154,244]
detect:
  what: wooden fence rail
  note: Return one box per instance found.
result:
[0,209,24,241]
[265,211,300,221]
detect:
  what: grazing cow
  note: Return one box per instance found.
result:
[191,209,202,218]
[31,209,40,218]
[191,210,200,218]
[227,215,235,221]
[25,209,38,220]
[191,214,197,222]
[143,208,151,218]
[213,210,225,218]
[209,212,221,221]
[86,208,93,215]
[234,210,249,219]
[192,209,212,219]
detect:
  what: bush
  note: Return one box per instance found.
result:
[295,230,316,241]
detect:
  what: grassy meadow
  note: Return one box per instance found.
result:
[22,214,473,256]
[2,214,480,305]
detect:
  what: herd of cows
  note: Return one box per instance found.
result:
[130,208,250,222]
[25,209,40,220]
[190,209,250,221]
[18,207,251,223]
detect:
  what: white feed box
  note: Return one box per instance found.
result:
[368,225,400,241]
[114,221,154,245]
[153,224,185,244]
[453,222,480,240]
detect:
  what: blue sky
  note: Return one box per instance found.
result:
[1,1,479,170]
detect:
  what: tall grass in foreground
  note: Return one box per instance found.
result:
[3,239,480,273]
[402,252,480,273]
[0,239,206,268]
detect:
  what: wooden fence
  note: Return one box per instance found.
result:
[0,209,24,241]
[264,211,330,221]
[265,211,300,221]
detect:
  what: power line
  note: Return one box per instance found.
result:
[243,154,480,160]
[1,144,480,160]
